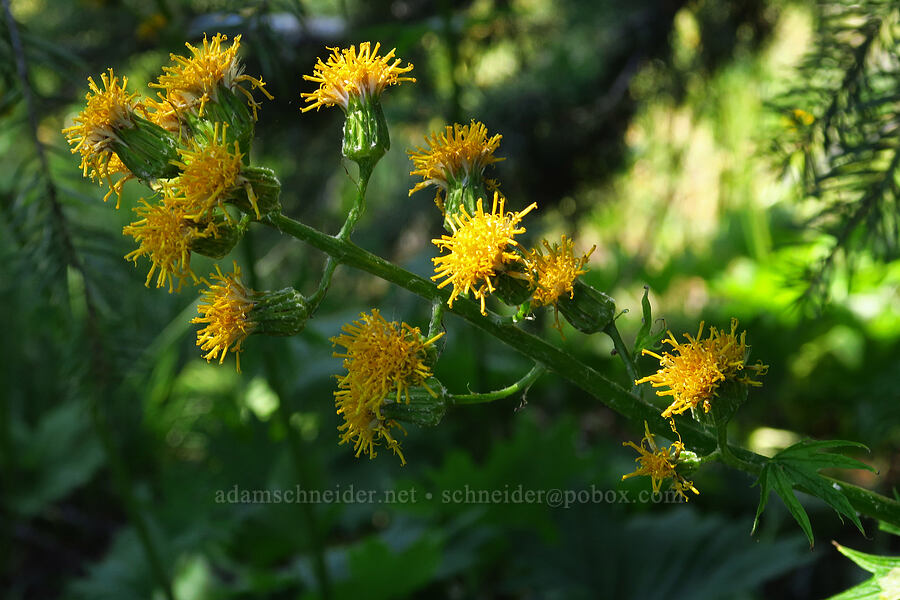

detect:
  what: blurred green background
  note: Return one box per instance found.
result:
[1,0,899,598]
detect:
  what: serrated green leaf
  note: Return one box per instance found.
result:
[826,543,900,600]
[783,464,865,536]
[770,464,815,547]
[879,521,900,537]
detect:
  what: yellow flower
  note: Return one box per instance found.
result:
[169,122,256,219]
[527,235,595,325]
[408,120,504,209]
[123,199,207,292]
[622,422,699,501]
[301,41,414,112]
[151,33,273,119]
[62,69,140,205]
[331,309,444,463]
[432,192,537,315]
[635,318,768,418]
[192,263,256,372]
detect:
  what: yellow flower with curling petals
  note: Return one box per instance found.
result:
[408,120,504,210]
[331,309,443,464]
[151,33,273,119]
[122,199,208,292]
[622,421,699,501]
[192,263,256,372]
[635,319,768,418]
[301,41,414,112]
[432,192,537,315]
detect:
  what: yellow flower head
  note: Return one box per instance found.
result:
[528,234,595,308]
[331,309,444,463]
[151,33,273,119]
[301,41,414,112]
[622,422,699,501]
[169,122,252,220]
[432,192,537,315]
[62,69,140,194]
[408,120,504,206]
[635,318,769,418]
[123,199,206,292]
[192,263,256,372]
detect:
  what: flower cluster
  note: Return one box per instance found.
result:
[331,310,443,464]
[64,33,276,293]
[636,318,768,418]
[622,422,699,501]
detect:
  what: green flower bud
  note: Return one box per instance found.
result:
[189,215,249,259]
[111,115,180,180]
[442,179,488,232]
[342,95,390,168]
[381,377,448,428]
[557,279,616,334]
[494,264,535,306]
[250,287,310,337]
[227,166,282,219]
[190,84,255,158]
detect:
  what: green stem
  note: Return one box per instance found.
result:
[428,302,445,339]
[452,364,546,405]
[309,162,373,311]
[261,212,900,527]
[604,321,639,384]
[716,425,761,475]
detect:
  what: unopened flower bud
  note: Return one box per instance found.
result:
[557,279,616,334]
[189,215,248,259]
[380,377,448,427]
[342,96,390,167]
[111,115,181,180]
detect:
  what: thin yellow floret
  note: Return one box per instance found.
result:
[622,421,699,502]
[408,120,504,208]
[432,192,537,315]
[528,234,595,308]
[123,199,205,292]
[635,318,768,418]
[192,263,257,372]
[301,41,414,112]
[169,122,255,220]
[62,69,139,206]
[150,33,273,119]
[331,309,444,464]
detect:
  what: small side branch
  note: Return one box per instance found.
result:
[451,363,546,405]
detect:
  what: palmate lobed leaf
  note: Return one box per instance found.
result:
[752,439,876,547]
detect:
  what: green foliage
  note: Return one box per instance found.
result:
[826,537,900,600]
[753,440,876,546]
